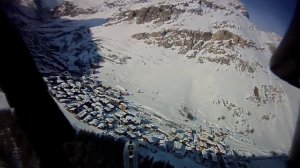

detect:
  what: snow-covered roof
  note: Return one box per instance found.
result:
[89,119,100,126]
[174,141,183,150]
[104,107,112,112]
[83,115,93,122]
[202,150,209,160]
[77,111,87,118]
[115,128,126,134]
[107,103,114,109]
[128,124,136,130]
[217,144,226,154]
[106,117,115,123]
[199,141,208,148]
[97,123,106,129]
[127,132,136,139]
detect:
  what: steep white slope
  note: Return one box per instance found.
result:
[90,21,299,154]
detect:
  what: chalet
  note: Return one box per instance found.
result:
[202,150,209,160]
[89,119,100,126]
[90,111,98,116]
[115,128,126,135]
[127,132,137,139]
[95,106,103,111]
[144,124,152,129]
[199,135,209,142]
[138,139,147,147]
[143,135,154,144]
[97,123,106,129]
[94,102,102,106]
[97,87,105,92]
[69,83,75,87]
[158,139,167,151]
[113,92,121,99]
[109,97,122,105]
[55,93,63,98]
[215,130,222,137]
[207,139,216,146]
[167,135,176,142]
[69,95,76,99]
[185,146,195,158]
[199,141,208,149]
[185,128,194,134]
[56,78,63,84]
[83,105,89,110]
[173,141,186,158]
[203,132,214,140]
[96,113,104,120]
[100,98,109,104]
[157,128,167,135]
[76,111,87,119]
[125,115,134,123]
[128,124,136,131]
[91,103,96,107]
[68,107,77,113]
[114,112,124,118]
[93,97,100,102]
[135,131,142,137]
[107,103,114,109]
[175,133,185,141]
[217,144,226,155]
[156,133,165,140]
[201,125,211,133]
[150,124,158,130]
[169,128,177,135]
[105,118,115,124]
[83,115,93,123]
[120,118,128,124]
[108,123,114,129]
[104,107,112,112]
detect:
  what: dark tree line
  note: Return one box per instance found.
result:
[64,131,174,168]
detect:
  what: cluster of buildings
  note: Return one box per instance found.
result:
[46,74,237,168]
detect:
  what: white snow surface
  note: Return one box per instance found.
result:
[13,0,300,156]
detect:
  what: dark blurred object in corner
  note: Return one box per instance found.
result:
[0,90,41,168]
[270,2,300,89]
[270,2,300,168]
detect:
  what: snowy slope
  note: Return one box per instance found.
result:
[7,0,300,156]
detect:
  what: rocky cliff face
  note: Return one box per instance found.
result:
[51,1,97,17]
[116,5,183,24]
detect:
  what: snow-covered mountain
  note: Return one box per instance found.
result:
[6,0,300,156]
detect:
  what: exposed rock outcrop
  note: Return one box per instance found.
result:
[132,29,257,54]
[247,85,286,104]
[228,1,249,18]
[132,28,262,74]
[117,5,183,24]
[201,0,226,10]
[212,30,255,48]
[51,1,97,17]
[132,29,212,54]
